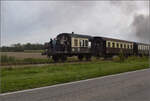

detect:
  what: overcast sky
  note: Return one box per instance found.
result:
[1,1,149,46]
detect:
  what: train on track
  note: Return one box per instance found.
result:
[42,32,150,62]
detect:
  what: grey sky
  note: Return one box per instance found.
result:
[1,1,149,46]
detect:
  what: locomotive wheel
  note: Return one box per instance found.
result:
[52,55,59,62]
[78,55,83,61]
[61,55,67,62]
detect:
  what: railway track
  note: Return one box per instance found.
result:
[0,60,106,68]
[0,57,114,68]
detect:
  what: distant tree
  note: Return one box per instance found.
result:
[1,43,44,52]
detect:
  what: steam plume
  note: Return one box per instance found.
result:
[110,0,149,43]
[132,14,150,42]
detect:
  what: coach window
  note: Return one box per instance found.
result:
[124,44,126,49]
[85,40,88,47]
[120,44,123,48]
[127,44,130,49]
[82,40,84,47]
[74,39,78,47]
[112,42,115,48]
[108,42,111,47]
[129,44,131,49]
[142,46,144,50]
[80,40,82,47]
[139,45,141,50]
[116,43,119,48]
[130,45,132,49]
[140,45,141,50]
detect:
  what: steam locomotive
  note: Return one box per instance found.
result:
[42,32,150,62]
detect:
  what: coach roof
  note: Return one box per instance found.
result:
[58,32,92,39]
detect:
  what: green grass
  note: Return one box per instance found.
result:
[1,57,149,93]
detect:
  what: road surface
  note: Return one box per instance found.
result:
[1,68,150,101]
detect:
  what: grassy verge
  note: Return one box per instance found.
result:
[1,57,149,93]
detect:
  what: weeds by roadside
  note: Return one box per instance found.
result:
[1,57,149,93]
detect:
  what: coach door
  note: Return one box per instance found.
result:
[92,37,104,57]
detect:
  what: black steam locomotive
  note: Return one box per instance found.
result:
[42,32,150,62]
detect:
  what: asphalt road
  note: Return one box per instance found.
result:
[1,68,150,101]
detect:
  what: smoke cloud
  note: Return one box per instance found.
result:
[110,0,149,43]
[132,14,150,42]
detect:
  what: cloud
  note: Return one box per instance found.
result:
[1,1,149,46]
[110,0,149,15]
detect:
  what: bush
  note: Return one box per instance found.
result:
[112,56,120,62]
[113,51,125,63]
[119,50,125,62]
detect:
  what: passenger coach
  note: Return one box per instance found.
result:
[43,32,150,62]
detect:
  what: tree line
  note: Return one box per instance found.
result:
[0,43,44,52]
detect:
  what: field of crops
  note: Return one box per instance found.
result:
[0,52,84,65]
[0,52,47,59]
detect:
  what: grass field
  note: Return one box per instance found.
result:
[1,56,149,93]
[0,52,47,59]
[0,52,93,65]
[0,53,50,66]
